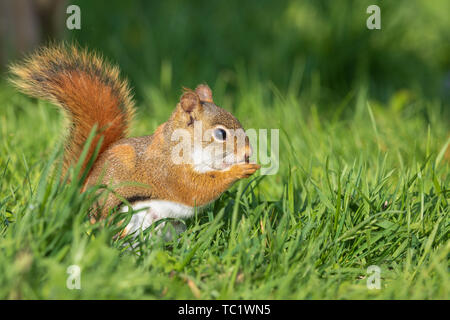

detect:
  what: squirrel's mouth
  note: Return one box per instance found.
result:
[215,153,249,171]
[191,150,248,173]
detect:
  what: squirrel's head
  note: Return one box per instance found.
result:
[167,84,252,172]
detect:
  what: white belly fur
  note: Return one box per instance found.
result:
[121,200,197,237]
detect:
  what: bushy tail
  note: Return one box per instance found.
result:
[9,44,135,176]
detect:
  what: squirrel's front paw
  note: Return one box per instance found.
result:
[231,163,261,179]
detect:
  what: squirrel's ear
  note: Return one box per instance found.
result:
[195,84,213,103]
[180,90,201,113]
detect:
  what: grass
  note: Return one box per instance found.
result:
[0,75,448,299]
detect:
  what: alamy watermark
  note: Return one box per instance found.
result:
[170,121,279,175]
[366,5,381,30]
[366,265,381,290]
[66,265,81,290]
[66,5,81,30]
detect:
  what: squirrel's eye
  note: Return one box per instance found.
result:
[213,128,227,141]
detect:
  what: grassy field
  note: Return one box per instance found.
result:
[0,0,449,300]
[0,74,448,299]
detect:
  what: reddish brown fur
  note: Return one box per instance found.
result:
[84,88,259,220]
[10,45,259,223]
[9,44,134,176]
[55,71,131,174]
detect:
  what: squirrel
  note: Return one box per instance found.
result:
[9,44,260,238]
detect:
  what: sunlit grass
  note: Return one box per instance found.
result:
[0,77,448,299]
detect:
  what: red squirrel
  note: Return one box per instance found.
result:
[9,44,260,238]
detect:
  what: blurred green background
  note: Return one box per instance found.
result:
[2,0,449,107]
[0,0,449,299]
